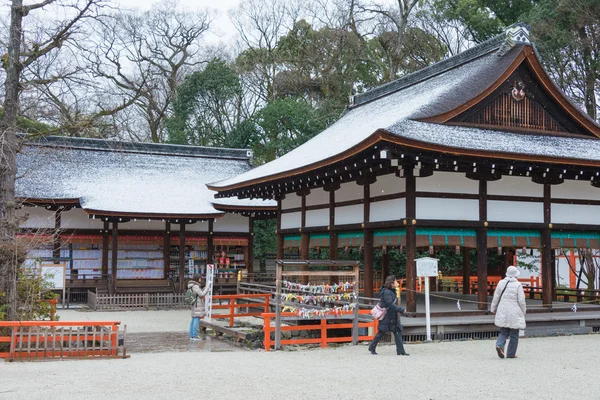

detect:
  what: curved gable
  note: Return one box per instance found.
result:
[423,46,600,139]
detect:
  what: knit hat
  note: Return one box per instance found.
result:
[506,266,520,277]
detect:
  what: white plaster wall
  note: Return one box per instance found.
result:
[335,204,363,225]
[370,199,406,222]
[19,206,56,229]
[282,194,302,210]
[551,203,600,225]
[488,201,543,223]
[336,181,363,201]
[186,221,209,232]
[417,171,478,194]
[61,209,104,229]
[488,176,543,197]
[370,173,404,196]
[551,180,600,200]
[213,213,249,232]
[306,188,329,206]
[416,198,479,220]
[306,209,329,227]
[121,219,169,230]
[281,212,301,229]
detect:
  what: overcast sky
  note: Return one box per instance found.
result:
[114,0,242,42]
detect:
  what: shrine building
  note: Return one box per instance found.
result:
[208,24,600,312]
[16,135,276,297]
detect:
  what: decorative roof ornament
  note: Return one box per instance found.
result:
[497,22,531,57]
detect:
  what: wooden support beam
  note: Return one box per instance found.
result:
[300,233,310,284]
[329,231,338,285]
[542,183,553,307]
[405,167,416,312]
[179,223,186,293]
[101,220,109,277]
[381,250,389,286]
[111,222,118,294]
[52,210,61,259]
[207,219,214,266]
[248,217,254,273]
[163,221,170,279]
[477,179,488,311]
[462,247,470,295]
[276,199,283,260]
[363,229,374,298]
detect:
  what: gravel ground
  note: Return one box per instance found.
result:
[2,334,599,400]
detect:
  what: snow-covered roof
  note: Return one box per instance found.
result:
[209,25,600,194]
[16,136,275,217]
[209,41,523,190]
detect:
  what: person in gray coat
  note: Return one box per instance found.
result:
[188,274,211,340]
[490,266,526,359]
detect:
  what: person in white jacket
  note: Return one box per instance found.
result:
[490,266,526,359]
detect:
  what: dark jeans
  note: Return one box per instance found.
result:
[496,327,519,357]
[369,328,406,355]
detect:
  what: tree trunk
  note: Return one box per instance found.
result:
[1,0,24,321]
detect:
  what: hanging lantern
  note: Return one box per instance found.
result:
[522,246,527,255]
[400,245,404,253]
[429,245,434,255]
[498,246,502,255]
[382,245,387,255]
[455,246,460,255]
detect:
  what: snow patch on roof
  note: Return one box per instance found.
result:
[17,143,275,216]
[211,50,506,189]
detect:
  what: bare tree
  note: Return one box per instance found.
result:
[230,0,304,103]
[1,0,112,321]
[83,0,214,143]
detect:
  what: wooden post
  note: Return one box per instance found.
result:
[101,220,109,277]
[163,221,170,279]
[276,198,284,260]
[462,247,470,295]
[52,209,62,260]
[405,166,417,313]
[477,179,488,310]
[300,233,310,285]
[542,183,553,307]
[329,231,338,285]
[207,219,214,266]
[111,221,118,294]
[179,223,186,293]
[551,250,557,301]
[381,250,389,285]
[248,217,254,273]
[329,187,338,284]
[363,229,374,298]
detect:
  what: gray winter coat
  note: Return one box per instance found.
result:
[490,277,527,329]
[188,280,211,318]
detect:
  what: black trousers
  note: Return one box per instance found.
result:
[369,328,406,354]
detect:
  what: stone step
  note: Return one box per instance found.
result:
[524,326,593,337]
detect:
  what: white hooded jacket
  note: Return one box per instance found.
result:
[490,277,527,329]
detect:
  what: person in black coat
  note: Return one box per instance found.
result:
[368,275,409,356]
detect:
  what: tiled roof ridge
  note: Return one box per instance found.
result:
[20,134,252,160]
[350,33,507,108]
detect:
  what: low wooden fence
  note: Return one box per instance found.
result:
[87,290,271,318]
[262,310,376,351]
[88,291,188,310]
[0,321,127,361]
